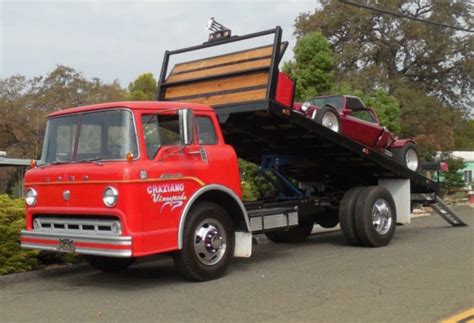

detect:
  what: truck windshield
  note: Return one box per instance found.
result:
[40,109,138,165]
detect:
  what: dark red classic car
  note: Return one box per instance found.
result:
[293,95,420,171]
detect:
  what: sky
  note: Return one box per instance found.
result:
[0,0,317,88]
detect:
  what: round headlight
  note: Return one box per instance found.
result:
[301,102,311,112]
[103,187,119,207]
[25,188,38,206]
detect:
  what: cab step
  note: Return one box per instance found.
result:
[248,206,298,233]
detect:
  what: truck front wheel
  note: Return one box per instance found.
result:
[174,202,235,281]
[85,256,135,272]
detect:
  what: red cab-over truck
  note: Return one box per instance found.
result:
[20,27,466,281]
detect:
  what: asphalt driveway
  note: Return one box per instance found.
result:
[1,206,472,322]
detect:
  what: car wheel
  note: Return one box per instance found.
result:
[173,202,235,281]
[393,142,420,171]
[314,105,341,133]
[85,256,135,272]
[354,186,397,247]
[339,187,364,246]
[264,221,314,243]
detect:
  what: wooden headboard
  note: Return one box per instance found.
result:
[156,27,288,109]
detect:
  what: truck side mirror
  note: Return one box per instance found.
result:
[179,108,194,145]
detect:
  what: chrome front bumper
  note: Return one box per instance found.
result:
[20,230,132,257]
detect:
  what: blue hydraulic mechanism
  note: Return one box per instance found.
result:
[259,154,304,199]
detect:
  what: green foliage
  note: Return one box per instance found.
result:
[0,195,80,275]
[283,32,334,100]
[239,159,273,201]
[442,157,466,192]
[0,195,39,275]
[128,73,157,101]
[454,119,474,151]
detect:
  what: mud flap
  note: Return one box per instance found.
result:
[234,231,252,257]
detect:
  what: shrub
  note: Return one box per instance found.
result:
[0,195,80,275]
[0,195,39,274]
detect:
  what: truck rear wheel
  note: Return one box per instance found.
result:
[339,187,364,246]
[354,186,396,247]
[85,255,135,272]
[264,221,313,243]
[173,202,235,281]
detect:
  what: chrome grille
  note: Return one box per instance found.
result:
[32,217,121,236]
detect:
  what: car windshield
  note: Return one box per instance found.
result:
[309,96,344,110]
[40,109,138,165]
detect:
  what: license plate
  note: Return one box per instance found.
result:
[58,238,75,253]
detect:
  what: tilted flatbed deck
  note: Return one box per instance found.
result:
[156,26,465,226]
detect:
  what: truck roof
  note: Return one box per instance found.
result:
[48,101,214,118]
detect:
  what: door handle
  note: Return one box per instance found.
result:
[187,150,201,155]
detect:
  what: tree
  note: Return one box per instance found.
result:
[454,119,474,151]
[128,73,157,101]
[293,1,473,153]
[0,66,127,195]
[283,32,334,100]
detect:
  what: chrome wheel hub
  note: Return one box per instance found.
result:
[405,149,419,171]
[372,199,392,235]
[194,219,227,266]
[322,112,340,132]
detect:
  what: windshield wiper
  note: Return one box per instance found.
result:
[76,157,104,165]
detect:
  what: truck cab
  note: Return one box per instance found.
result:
[22,102,249,279]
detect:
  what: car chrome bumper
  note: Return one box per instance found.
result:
[20,230,132,257]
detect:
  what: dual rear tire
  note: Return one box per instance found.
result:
[339,186,396,247]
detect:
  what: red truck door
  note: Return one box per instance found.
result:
[138,112,208,253]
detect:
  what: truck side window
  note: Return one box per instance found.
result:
[196,117,218,145]
[142,114,181,159]
[142,115,160,159]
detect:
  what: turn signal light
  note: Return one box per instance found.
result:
[30,160,37,168]
[126,152,134,162]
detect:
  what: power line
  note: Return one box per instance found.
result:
[339,0,474,33]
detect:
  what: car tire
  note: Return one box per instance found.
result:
[264,220,314,243]
[354,186,397,247]
[314,105,341,133]
[393,142,420,171]
[85,256,135,272]
[339,187,364,246]
[173,202,235,282]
